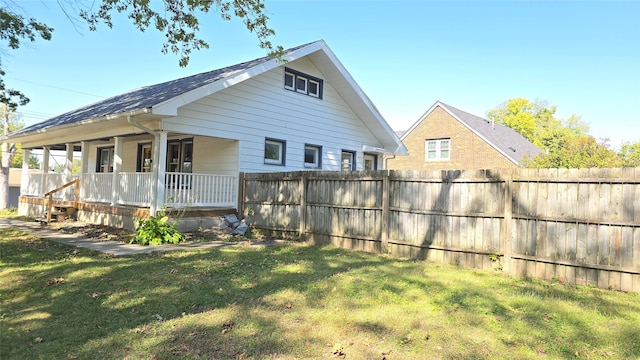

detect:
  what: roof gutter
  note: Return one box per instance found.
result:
[126,108,156,135]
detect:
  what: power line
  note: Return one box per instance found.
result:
[5,76,107,99]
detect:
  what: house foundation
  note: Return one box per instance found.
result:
[18,196,235,232]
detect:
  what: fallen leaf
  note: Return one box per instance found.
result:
[285,302,292,309]
[66,354,78,359]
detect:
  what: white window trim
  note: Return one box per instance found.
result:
[284,72,295,91]
[363,153,377,170]
[341,150,356,171]
[425,139,451,161]
[304,144,322,168]
[284,67,323,99]
[265,139,286,165]
[308,79,320,98]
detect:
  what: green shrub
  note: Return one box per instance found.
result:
[130,213,184,246]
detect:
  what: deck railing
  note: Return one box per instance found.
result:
[119,172,154,206]
[81,173,113,203]
[23,173,67,198]
[26,171,237,208]
[165,173,238,207]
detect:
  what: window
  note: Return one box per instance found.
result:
[167,139,193,173]
[265,138,286,165]
[425,139,451,161]
[363,153,377,170]
[304,144,322,168]
[284,67,323,98]
[97,147,114,173]
[137,143,153,172]
[341,150,356,171]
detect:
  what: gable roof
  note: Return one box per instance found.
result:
[402,101,541,164]
[7,40,407,155]
[8,42,311,136]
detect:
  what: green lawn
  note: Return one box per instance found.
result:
[1,227,639,360]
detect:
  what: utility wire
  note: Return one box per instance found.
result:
[5,76,107,99]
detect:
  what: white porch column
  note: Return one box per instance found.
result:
[40,146,50,196]
[80,141,89,202]
[20,148,29,198]
[80,141,89,174]
[64,143,73,201]
[111,137,123,205]
[151,131,167,215]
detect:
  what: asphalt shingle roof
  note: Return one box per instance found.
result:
[11,42,312,136]
[438,102,541,164]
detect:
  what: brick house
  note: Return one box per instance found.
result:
[387,101,541,170]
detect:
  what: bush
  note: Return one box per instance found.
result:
[130,213,184,246]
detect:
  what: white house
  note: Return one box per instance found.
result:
[3,40,407,230]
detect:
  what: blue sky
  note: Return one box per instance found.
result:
[4,0,640,148]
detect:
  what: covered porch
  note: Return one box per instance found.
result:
[15,114,241,230]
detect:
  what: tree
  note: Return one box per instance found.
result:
[488,98,623,169]
[0,0,281,209]
[51,158,81,175]
[523,135,623,168]
[618,141,640,167]
[1,110,39,168]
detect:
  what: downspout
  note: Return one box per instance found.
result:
[384,154,395,170]
[126,111,161,215]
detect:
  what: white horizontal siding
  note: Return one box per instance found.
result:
[162,58,385,173]
[192,136,238,175]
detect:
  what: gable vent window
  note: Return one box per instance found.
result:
[284,67,323,99]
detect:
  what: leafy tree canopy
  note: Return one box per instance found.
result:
[0,0,282,108]
[488,98,628,169]
[618,141,640,167]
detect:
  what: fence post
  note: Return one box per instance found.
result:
[381,170,390,254]
[502,171,513,274]
[299,173,307,241]
[237,172,245,218]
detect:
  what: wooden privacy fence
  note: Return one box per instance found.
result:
[242,168,640,292]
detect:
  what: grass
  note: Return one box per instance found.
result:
[1,227,639,359]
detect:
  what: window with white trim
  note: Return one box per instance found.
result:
[97,147,114,173]
[304,144,322,168]
[341,150,356,171]
[265,138,286,165]
[363,153,377,170]
[284,67,323,98]
[425,139,450,161]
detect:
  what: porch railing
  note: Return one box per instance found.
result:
[22,173,67,198]
[81,173,113,203]
[164,173,238,207]
[26,172,238,208]
[119,172,154,206]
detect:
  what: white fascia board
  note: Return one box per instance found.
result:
[2,108,151,143]
[151,61,280,116]
[317,42,407,155]
[438,104,519,165]
[151,41,326,117]
[400,101,442,141]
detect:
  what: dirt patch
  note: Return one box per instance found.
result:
[49,221,270,244]
[50,222,136,243]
